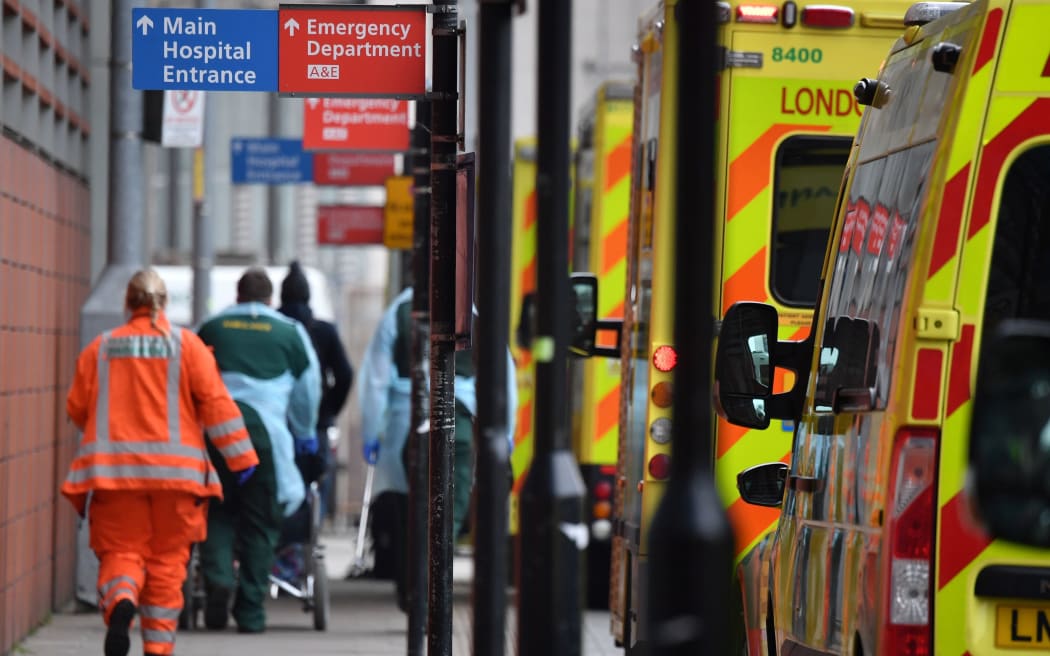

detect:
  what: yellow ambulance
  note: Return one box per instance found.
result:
[569,82,634,607]
[507,84,632,607]
[571,0,909,650]
[715,0,1050,653]
[508,137,538,543]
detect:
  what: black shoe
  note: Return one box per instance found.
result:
[204,587,230,630]
[104,599,136,656]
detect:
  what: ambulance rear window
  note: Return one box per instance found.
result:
[983,144,1050,331]
[770,136,851,307]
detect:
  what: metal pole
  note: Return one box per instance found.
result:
[518,0,585,653]
[168,149,190,257]
[191,0,216,325]
[406,101,431,656]
[109,0,145,268]
[428,0,459,653]
[647,1,733,654]
[473,0,513,654]
[267,91,281,264]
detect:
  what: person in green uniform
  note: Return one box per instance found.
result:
[196,268,321,633]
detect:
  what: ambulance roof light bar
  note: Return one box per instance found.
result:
[801,4,855,27]
[736,4,779,23]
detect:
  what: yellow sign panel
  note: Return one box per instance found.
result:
[996,605,1050,648]
[193,147,204,202]
[383,175,414,250]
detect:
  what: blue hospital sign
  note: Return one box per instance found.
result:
[132,8,278,91]
[231,138,313,184]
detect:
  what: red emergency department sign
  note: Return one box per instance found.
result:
[303,98,409,151]
[317,205,386,245]
[313,152,397,186]
[278,5,427,97]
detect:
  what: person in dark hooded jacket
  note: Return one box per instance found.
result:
[278,261,354,516]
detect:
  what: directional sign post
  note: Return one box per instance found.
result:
[383,175,414,249]
[313,152,397,186]
[132,8,278,91]
[278,5,427,97]
[231,138,313,184]
[303,98,410,151]
[317,205,386,245]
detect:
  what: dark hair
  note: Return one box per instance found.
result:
[280,261,311,305]
[237,267,273,304]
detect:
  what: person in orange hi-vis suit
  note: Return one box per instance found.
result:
[61,269,259,656]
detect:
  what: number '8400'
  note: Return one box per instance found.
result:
[772,47,823,63]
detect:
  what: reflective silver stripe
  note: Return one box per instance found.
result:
[168,329,182,444]
[219,438,254,460]
[98,575,137,599]
[140,605,181,621]
[96,331,113,443]
[142,629,176,645]
[95,331,182,445]
[76,440,204,459]
[66,464,211,486]
[205,416,246,440]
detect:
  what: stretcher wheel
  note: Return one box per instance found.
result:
[313,560,329,631]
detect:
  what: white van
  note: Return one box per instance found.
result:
[153,264,336,327]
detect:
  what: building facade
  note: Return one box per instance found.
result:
[0,0,93,652]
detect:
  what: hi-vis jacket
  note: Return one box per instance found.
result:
[61,311,259,515]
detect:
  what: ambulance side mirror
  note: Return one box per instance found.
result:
[714,303,778,429]
[968,319,1050,548]
[714,302,812,429]
[569,273,598,358]
[737,463,789,507]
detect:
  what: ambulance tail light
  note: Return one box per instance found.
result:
[736,4,779,23]
[801,5,855,27]
[589,467,617,541]
[653,345,678,372]
[648,453,671,480]
[881,428,938,656]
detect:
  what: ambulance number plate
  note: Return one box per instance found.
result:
[996,605,1050,648]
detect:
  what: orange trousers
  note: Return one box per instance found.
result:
[90,490,207,656]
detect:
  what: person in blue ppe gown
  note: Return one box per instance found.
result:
[357,286,516,605]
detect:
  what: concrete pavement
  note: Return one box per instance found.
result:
[14,530,622,655]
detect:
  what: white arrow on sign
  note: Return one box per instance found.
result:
[136,15,154,36]
[306,98,320,109]
[284,17,300,37]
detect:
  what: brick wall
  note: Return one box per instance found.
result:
[0,134,91,654]
[0,0,93,649]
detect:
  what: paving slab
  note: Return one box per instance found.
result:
[15,530,622,655]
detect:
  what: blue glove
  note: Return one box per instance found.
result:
[363,439,379,465]
[236,465,256,486]
[295,435,319,456]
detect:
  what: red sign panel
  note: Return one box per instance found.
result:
[867,203,890,256]
[317,205,385,245]
[303,98,409,151]
[851,198,871,255]
[886,211,908,261]
[278,6,427,97]
[314,152,396,186]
